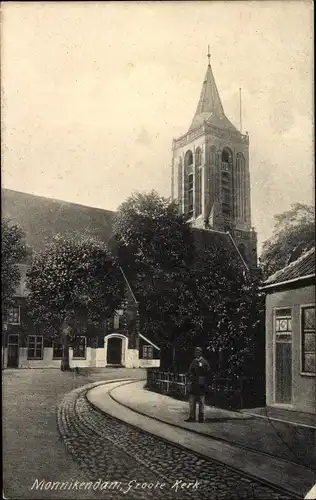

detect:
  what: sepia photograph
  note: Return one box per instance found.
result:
[1,1,315,499]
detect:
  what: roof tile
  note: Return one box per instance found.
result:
[264,247,315,287]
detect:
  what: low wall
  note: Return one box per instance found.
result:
[3,346,161,370]
[125,349,139,368]
[139,359,160,369]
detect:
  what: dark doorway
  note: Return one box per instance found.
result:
[7,334,19,368]
[107,337,122,365]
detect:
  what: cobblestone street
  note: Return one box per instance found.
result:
[2,368,144,499]
[3,369,297,500]
[59,382,294,500]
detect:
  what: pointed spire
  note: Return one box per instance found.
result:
[189,50,238,133]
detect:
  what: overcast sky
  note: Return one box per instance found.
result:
[1,1,314,253]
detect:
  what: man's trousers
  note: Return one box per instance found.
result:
[189,393,205,421]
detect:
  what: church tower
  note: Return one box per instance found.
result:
[171,52,257,268]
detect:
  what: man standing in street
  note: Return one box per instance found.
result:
[185,347,210,423]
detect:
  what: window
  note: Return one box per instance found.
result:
[113,309,125,330]
[222,186,231,216]
[302,306,315,375]
[72,336,87,359]
[184,150,193,167]
[274,309,292,404]
[236,153,246,220]
[7,306,20,325]
[195,147,202,167]
[52,338,63,359]
[222,188,230,206]
[113,315,120,329]
[28,335,43,360]
[143,345,153,359]
[222,149,230,163]
[220,149,232,217]
[196,168,202,216]
[188,173,194,217]
[8,334,19,345]
[210,146,216,165]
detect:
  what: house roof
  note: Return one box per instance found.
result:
[263,247,315,289]
[189,62,239,133]
[2,188,114,253]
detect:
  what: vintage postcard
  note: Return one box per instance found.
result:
[1,2,315,499]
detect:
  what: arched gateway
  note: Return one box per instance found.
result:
[104,333,128,366]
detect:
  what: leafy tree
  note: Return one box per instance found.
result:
[1,217,26,313]
[26,232,125,370]
[113,190,195,364]
[260,203,315,278]
[169,239,264,379]
[113,190,263,377]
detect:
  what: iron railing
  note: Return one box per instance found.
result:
[146,368,251,409]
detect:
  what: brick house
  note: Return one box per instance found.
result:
[262,247,315,414]
[2,188,160,369]
[2,187,251,371]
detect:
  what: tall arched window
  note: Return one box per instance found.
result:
[236,153,245,220]
[221,148,233,218]
[184,150,193,168]
[196,167,202,216]
[184,150,194,217]
[177,158,183,211]
[210,146,216,165]
[195,147,202,167]
[221,149,231,165]
[188,172,194,217]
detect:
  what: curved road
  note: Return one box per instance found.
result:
[3,369,302,500]
[58,380,294,500]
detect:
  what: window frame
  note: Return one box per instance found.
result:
[273,307,293,405]
[142,344,154,359]
[27,335,44,360]
[195,147,202,167]
[196,167,202,216]
[72,336,87,360]
[300,304,315,377]
[7,305,21,325]
[188,173,194,216]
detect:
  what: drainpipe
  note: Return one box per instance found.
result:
[2,322,8,369]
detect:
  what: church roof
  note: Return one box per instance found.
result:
[189,62,239,133]
[191,228,248,270]
[2,188,114,254]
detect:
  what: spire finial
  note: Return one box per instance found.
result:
[207,45,211,66]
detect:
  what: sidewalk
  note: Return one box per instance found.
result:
[242,406,316,428]
[88,380,316,498]
[109,380,316,471]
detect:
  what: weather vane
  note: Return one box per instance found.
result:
[207,45,211,66]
